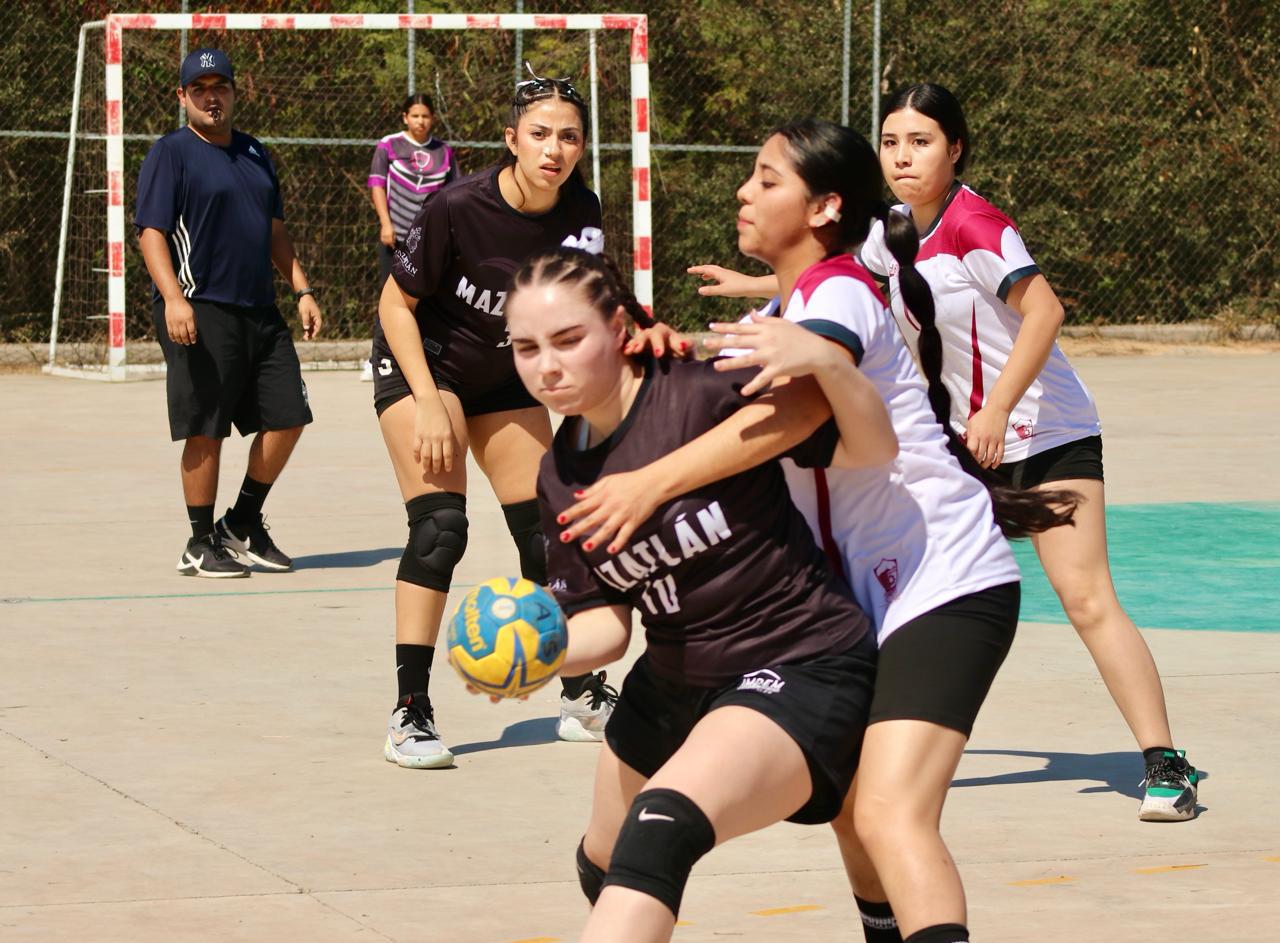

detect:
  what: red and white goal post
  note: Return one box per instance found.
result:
[72,12,651,380]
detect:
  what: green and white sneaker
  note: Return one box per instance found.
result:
[1139,750,1199,821]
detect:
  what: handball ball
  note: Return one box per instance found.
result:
[447,577,568,698]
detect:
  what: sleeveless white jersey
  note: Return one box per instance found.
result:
[751,255,1020,644]
[859,184,1101,462]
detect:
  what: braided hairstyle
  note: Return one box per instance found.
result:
[772,119,1076,538]
[512,246,654,330]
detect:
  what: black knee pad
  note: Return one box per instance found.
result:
[576,838,607,905]
[602,788,716,917]
[397,492,468,590]
[501,498,547,584]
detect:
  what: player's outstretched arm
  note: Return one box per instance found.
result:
[556,376,831,554]
[270,219,322,339]
[688,263,778,299]
[560,605,632,677]
[711,315,897,469]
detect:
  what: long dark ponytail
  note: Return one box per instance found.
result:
[773,119,1076,538]
[512,246,654,329]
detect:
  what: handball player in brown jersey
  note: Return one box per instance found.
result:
[506,244,899,943]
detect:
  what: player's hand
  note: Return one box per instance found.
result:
[964,405,1008,469]
[622,322,692,359]
[557,468,661,555]
[687,264,772,299]
[379,222,396,248]
[298,295,323,340]
[164,297,198,346]
[413,394,458,475]
[709,314,840,396]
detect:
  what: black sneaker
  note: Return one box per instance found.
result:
[1139,749,1200,821]
[216,511,293,571]
[176,533,249,579]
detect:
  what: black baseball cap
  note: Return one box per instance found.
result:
[180,48,234,88]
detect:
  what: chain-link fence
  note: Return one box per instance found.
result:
[2,0,1277,368]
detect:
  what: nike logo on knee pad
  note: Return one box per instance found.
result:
[638,808,676,822]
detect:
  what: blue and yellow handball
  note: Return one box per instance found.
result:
[447,577,568,698]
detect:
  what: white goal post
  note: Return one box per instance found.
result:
[82,11,650,380]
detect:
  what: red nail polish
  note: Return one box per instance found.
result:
[573,490,584,497]
[560,532,571,542]
[584,541,594,551]
[680,341,689,350]
[557,515,566,524]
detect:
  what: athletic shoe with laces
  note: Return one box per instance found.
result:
[557,671,618,743]
[175,533,249,579]
[384,693,454,769]
[1139,749,1200,821]
[216,512,293,571]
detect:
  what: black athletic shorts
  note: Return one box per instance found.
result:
[153,299,312,441]
[370,334,540,418]
[868,581,1020,736]
[992,435,1104,489]
[606,635,877,825]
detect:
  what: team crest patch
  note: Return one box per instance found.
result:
[200,52,215,69]
[874,558,899,600]
[405,226,422,254]
[412,150,433,171]
[738,669,785,695]
[1013,419,1035,440]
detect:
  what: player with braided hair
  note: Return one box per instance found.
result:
[554,120,1082,943]
[372,68,679,768]
[506,242,895,943]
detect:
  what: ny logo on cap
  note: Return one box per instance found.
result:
[200,52,215,69]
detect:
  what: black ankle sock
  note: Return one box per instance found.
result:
[396,644,434,700]
[229,475,273,527]
[1143,746,1175,766]
[903,924,968,943]
[855,896,902,943]
[561,673,590,700]
[187,504,215,541]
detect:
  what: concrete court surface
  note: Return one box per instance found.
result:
[1,351,1278,942]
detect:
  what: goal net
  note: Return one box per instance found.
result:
[51,12,650,379]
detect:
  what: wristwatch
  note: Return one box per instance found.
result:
[294,287,316,302]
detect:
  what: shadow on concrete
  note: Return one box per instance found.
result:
[955,749,1151,799]
[291,547,402,570]
[451,716,560,756]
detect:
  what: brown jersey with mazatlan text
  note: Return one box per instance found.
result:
[381,164,601,393]
[537,356,871,687]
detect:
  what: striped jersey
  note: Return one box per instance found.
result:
[368,133,456,243]
[859,183,1100,462]
[134,127,283,307]
[752,255,1020,644]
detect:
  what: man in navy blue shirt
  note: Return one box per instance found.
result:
[136,48,322,578]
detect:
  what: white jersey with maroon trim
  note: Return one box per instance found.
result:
[749,255,1020,644]
[859,183,1100,462]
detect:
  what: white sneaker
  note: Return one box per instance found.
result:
[384,694,454,769]
[360,359,374,382]
[557,672,618,743]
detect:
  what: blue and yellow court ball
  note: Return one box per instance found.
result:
[447,577,568,698]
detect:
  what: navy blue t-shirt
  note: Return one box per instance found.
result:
[135,127,284,307]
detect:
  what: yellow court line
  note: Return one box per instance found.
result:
[1264,856,1280,863]
[751,904,824,916]
[1008,875,1075,886]
[507,938,559,943]
[674,920,694,926]
[1133,863,1208,874]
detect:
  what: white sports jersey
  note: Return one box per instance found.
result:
[750,255,1020,644]
[859,184,1101,462]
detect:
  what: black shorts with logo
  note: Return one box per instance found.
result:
[992,435,1104,489]
[370,333,540,418]
[605,634,877,825]
[153,299,312,441]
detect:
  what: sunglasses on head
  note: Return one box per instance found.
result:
[515,61,584,103]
